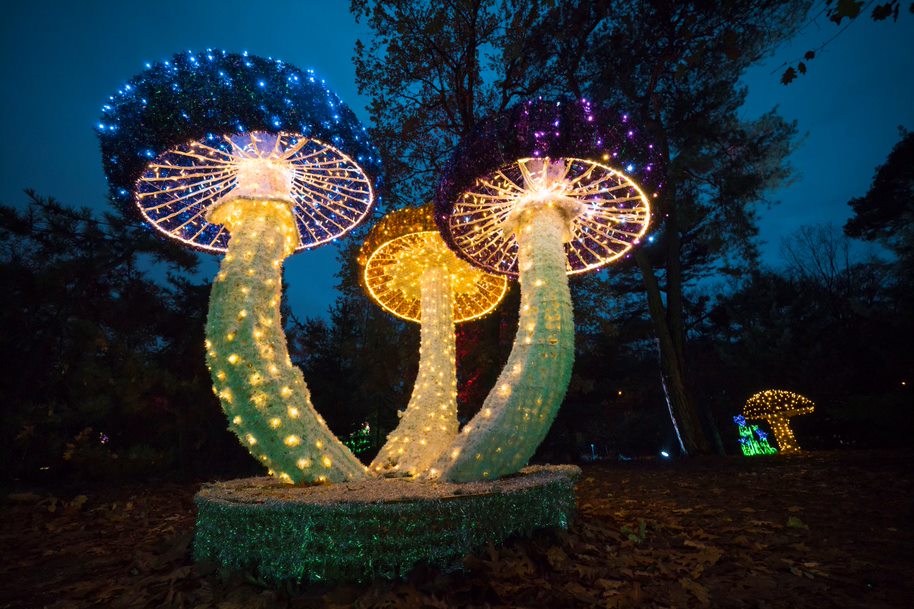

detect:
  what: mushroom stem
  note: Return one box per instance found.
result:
[370,265,459,476]
[205,198,368,484]
[434,206,574,482]
[766,414,801,453]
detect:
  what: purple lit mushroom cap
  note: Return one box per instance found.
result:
[435,99,663,278]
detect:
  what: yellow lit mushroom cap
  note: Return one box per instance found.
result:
[358,205,508,323]
[743,389,815,419]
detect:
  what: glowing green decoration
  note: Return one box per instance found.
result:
[343,422,372,456]
[193,465,581,584]
[733,415,777,456]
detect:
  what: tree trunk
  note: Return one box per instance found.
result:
[633,248,712,455]
[664,203,724,455]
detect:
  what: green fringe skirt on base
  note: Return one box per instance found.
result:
[193,465,580,583]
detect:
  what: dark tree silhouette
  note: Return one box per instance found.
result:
[845,129,914,271]
[778,0,914,84]
[351,0,806,455]
[0,193,252,480]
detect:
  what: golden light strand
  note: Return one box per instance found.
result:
[743,390,815,454]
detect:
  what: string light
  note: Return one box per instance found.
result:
[343,422,372,456]
[97,49,383,254]
[358,205,508,323]
[98,51,382,484]
[743,390,815,453]
[134,132,373,252]
[204,198,368,482]
[444,157,650,277]
[358,204,508,476]
[435,98,662,278]
[432,99,659,482]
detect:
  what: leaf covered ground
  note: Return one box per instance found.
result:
[2,450,911,609]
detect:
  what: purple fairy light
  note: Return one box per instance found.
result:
[435,98,663,277]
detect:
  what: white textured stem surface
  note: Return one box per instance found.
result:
[205,198,368,484]
[371,266,458,475]
[435,207,574,482]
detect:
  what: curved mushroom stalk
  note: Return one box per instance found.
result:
[765,412,805,453]
[371,265,459,476]
[434,206,574,482]
[205,198,368,484]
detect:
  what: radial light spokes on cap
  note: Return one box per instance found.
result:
[433,98,663,482]
[364,231,507,323]
[451,157,651,277]
[136,131,373,252]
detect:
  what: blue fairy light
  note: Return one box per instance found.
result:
[97,49,384,254]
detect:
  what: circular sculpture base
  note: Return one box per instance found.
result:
[193,464,581,583]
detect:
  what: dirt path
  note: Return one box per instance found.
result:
[2,450,911,608]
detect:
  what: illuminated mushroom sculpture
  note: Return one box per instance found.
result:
[358,204,508,476]
[743,390,815,453]
[98,50,382,483]
[433,99,661,482]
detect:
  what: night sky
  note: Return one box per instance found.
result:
[1,1,912,319]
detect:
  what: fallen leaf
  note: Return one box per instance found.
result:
[680,577,711,606]
[545,546,569,570]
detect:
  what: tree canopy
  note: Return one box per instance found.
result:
[351,0,810,454]
[844,129,914,265]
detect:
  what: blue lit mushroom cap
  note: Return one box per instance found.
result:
[435,98,662,278]
[98,50,382,253]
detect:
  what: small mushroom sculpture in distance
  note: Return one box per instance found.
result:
[433,99,661,482]
[97,50,382,483]
[743,390,815,453]
[358,204,508,476]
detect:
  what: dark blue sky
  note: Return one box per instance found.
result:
[1,2,912,318]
